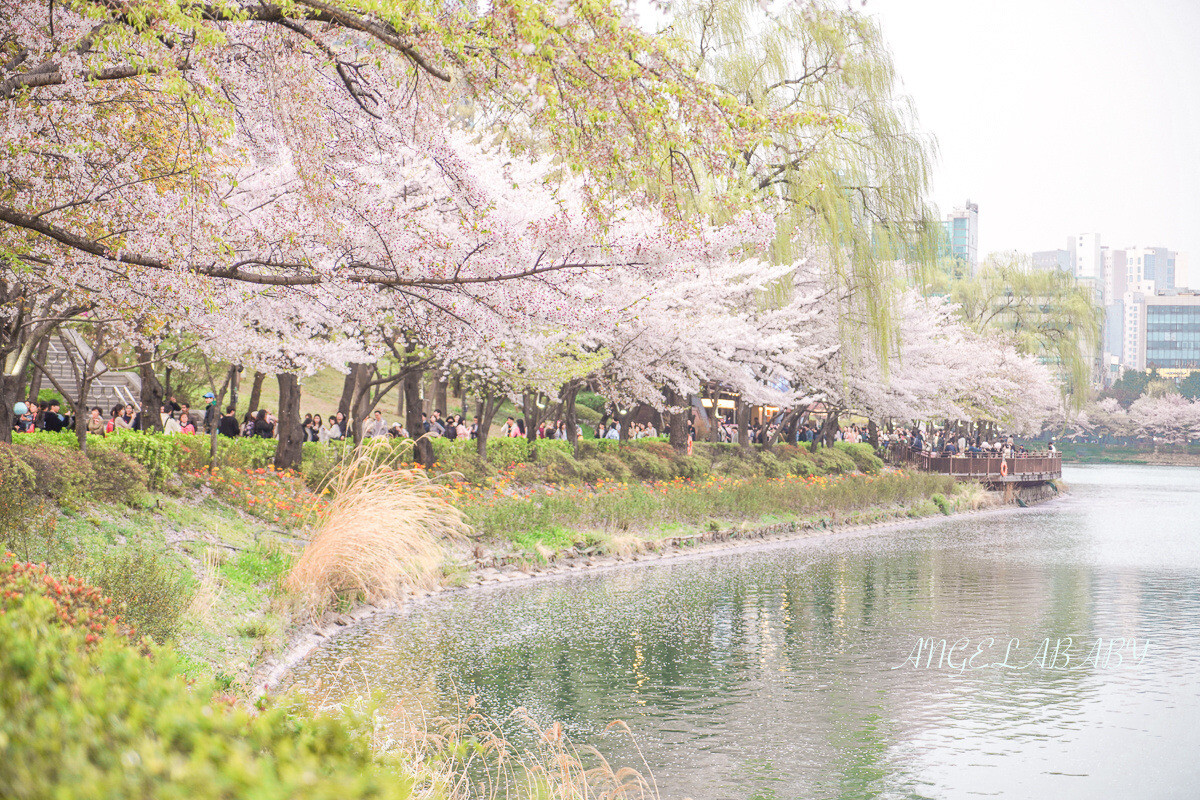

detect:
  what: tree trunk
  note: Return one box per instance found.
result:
[247,371,265,414]
[337,363,364,420]
[822,409,840,448]
[0,372,21,444]
[665,388,688,453]
[208,365,237,470]
[523,392,538,445]
[736,397,750,448]
[137,348,165,432]
[476,394,506,461]
[868,419,879,448]
[348,363,374,445]
[26,335,50,402]
[704,385,720,443]
[403,357,430,467]
[434,376,448,417]
[273,373,304,471]
[561,383,580,457]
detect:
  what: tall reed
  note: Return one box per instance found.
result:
[286,444,469,614]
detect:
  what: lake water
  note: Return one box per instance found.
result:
[285,465,1200,799]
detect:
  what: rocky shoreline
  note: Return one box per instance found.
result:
[250,484,1067,699]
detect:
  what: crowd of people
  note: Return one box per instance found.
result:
[12,391,1055,459]
[881,427,1057,458]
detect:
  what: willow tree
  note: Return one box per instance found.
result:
[662,0,942,344]
[931,253,1102,410]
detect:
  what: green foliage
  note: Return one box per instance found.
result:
[576,391,607,413]
[36,388,62,405]
[90,543,193,644]
[935,255,1102,409]
[12,442,94,512]
[219,547,292,591]
[532,438,572,460]
[0,593,417,800]
[485,436,532,465]
[84,448,149,506]
[834,442,884,474]
[462,471,960,546]
[619,448,673,481]
[12,430,78,449]
[302,440,351,490]
[1179,371,1200,401]
[216,437,278,470]
[931,493,952,515]
[811,447,856,474]
[96,432,185,490]
[0,446,58,555]
[671,455,709,480]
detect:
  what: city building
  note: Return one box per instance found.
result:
[1071,233,1102,281]
[1120,287,1200,373]
[1031,249,1073,273]
[1101,247,1127,307]
[1126,246,1177,292]
[942,200,979,274]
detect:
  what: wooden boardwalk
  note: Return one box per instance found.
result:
[887,446,1061,485]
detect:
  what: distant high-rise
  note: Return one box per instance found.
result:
[1101,247,1127,307]
[1070,233,1102,281]
[1031,249,1073,273]
[943,200,979,274]
[1126,246,1177,292]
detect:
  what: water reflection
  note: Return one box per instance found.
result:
[286,465,1200,799]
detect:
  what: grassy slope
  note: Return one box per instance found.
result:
[54,496,299,690]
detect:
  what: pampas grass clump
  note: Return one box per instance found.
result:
[286,444,470,613]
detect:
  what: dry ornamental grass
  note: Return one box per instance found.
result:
[286,443,470,614]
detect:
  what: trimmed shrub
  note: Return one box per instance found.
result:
[85,448,149,506]
[578,453,631,483]
[834,442,884,474]
[13,443,94,511]
[12,430,78,449]
[633,439,678,460]
[486,436,532,465]
[217,437,278,470]
[757,451,784,478]
[670,455,709,480]
[97,431,185,490]
[619,448,672,481]
[532,438,572,460]
[812,447,856,474]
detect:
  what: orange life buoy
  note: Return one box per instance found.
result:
[1000,460,1008,477]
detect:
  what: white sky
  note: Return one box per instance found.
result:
[867,0,1200,285]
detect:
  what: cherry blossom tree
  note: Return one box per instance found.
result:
[1129,394,1200,445]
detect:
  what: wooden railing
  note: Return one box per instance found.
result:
[886,444,1061,483]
